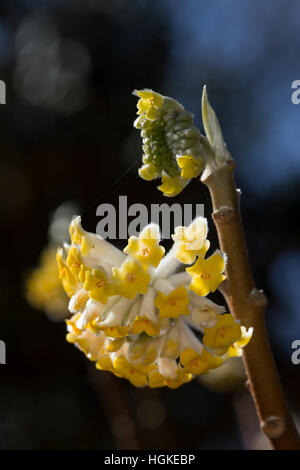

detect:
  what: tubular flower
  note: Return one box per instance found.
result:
[133,89,207,197]
[57,216,252,388]
[112,259,150,299]
[123,224,165,271]
[203,313,243,355]
[135,89,164,121]
[157,172,187,197]
[138,163,158,181]
[180,347,223,375]
[225,326,254,358]
[26,247,68,320]
[176,155,204,180]
[57,248,78,298]
[172,216,210,264]
[148,363,192,389]
[186,250,226,296]
[155,286,189,319]
[84,268,114,303]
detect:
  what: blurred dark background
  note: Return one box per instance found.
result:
[0,0,300,450]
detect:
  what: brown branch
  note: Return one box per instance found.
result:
[202,160,300,450]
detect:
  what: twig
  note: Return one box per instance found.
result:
[202,160,300,450]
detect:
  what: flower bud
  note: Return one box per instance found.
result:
[133,89,207,196]
[201,85,232,167]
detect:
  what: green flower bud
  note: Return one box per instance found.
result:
[133,89,207,197]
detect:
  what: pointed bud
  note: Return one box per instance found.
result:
[201,85,232,166]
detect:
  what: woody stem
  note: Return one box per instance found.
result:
[202,160,300,450]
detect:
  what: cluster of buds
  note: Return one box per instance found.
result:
[134,89,208,197]
[134,87,233,197]
[57,216,252,388]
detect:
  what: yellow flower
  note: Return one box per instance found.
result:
[96,356,115,373]
[135,89,164,121]
[83,268,114,303]
[180,347,222,375]
[203,314,242,351]
[26,247,68,320]
[105,337,125,353]
[154,286,189,319]
[226,326,253,358]
[161,338,179,359]
[129,287,161,335]
[58,216,252,389]
[66,246,85,280]
[123,225,165,271]
[172,217,210,264]
[69,217,97,256]
[128,339,158,365]
[94,324,130,338]
[158,172,186,197]
[113,356,155,387]
[187,251,226,296]
[69,289,89,313]
[176,239,210,266]
[66,327,106,362]
[89,297,133,337]
[138,163,158,181]
[56,248,78,297]
[130,316,160,336]
[69,217,84,245]
[148,367,192,389]
[177,155,203,180]
[112,258,150,299]
[80,235,95,256]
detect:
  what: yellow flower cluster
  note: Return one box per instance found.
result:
[57,216,252,388]
[26,201,80,321]
[133,89,207,197]
[26,247,68,320]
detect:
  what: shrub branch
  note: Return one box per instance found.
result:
[202,160,300,450]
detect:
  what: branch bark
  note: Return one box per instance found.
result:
[202,160,300,450]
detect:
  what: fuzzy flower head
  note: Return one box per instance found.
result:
[133,89,207,197]
[135,86,235,196]
[57,216,252,388]
[26,202,79,321]
[26,247,68,320]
